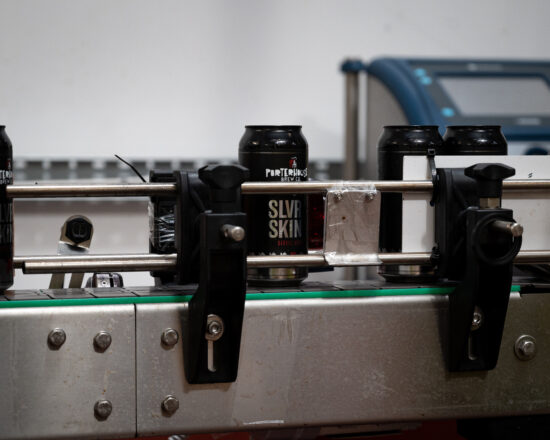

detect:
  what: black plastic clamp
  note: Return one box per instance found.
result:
[434,163,522,371]
[177,164,249,383]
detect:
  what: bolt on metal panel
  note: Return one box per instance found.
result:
[136,293,550,435]
[0,305,136,439]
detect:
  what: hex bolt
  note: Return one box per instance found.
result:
[162,395,180,415]
[94,399,113,420]
[334,191,343,201]
[221,224,245,242]
[93,331,112,352]
[161,328,179,347]
[365,192,375,201]
[205,314,224,341]
[48,328,66,349]
[515,335,537,361]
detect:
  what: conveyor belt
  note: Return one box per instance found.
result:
[0,281,521,308]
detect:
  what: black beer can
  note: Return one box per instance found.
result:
[0,126,13,291]
[239,125,308,286]
[443,126,508,155]
[378,125,444,281]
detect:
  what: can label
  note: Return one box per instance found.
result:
[268,198,303,240]
[265,156,307,181]
[0,169,12,185]
[241,152,307,256]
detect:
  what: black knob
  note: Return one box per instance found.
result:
[199,165,249,190]
[65,216,93,245]
[465,163,515,199]
[198,164,249,212]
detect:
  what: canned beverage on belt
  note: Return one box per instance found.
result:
[239,125,308,286]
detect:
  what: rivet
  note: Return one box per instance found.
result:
[161,328,179,347]
[94,331,112,352]
[94,399,112,420]
[48,328,66,349]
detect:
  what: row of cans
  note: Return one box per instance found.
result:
[378,125,507,281]
[149,124,509,287]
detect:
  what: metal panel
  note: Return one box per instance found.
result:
[0,305,136,439]
[136,293,550,435]
[402,155,550,253]
[324,188,381,266]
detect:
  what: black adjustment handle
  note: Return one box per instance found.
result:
[464,163,515,199]
[182,164,249,384]
[199,165,249,213]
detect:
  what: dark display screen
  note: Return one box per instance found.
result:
[439,76,550,116]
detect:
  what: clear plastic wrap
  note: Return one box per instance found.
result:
[148,201,175,252]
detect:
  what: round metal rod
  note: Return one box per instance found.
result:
[243,180,434,194]
[19,253,177,274]
[7,179,550,198]
[344,71,360,181]
[15,250,550,274]
[7,183,176,198]
[242,180,550,194]
[247,254,327,268]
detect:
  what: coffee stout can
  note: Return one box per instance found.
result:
[239,125,308,286]
[0,126,13,291]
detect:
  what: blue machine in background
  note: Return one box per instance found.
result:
[365,58,550,178]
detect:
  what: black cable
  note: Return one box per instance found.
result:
[114,154,146,182]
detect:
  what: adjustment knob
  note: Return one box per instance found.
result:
[198,164,249,190]
[198,164,250,213]
[465,163,515,200]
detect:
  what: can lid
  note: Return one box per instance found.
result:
[245,125,302,130]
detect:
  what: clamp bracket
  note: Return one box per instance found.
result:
[175,164,249,383]
[433,163,522,371]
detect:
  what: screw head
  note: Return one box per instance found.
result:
[94,399,112,420]
[48,328,66,349]
[221,224,245,242]
[205,314,224,341]
[208,321,221,335]
[471,307,483,331]
[515,335,537,361]
[161,328,179,347]
[334,191,343,201]
[365,192,375,201]
[93,331,112,352]
[162,395,179,415]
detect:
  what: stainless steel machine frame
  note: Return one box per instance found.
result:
[2,180,550,438]
[2,289,550,438]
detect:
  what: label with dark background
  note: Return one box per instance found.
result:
[241,151,307,255]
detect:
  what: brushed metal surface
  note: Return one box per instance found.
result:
[0,305,136,439]
[135,293,550,435]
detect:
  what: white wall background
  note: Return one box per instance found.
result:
[2,0,550,288]
[1,0,550,161]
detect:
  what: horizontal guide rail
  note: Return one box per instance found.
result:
[14,250,550,274]
[6,179,550,198]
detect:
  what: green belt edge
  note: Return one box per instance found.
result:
[0,285,521,309]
